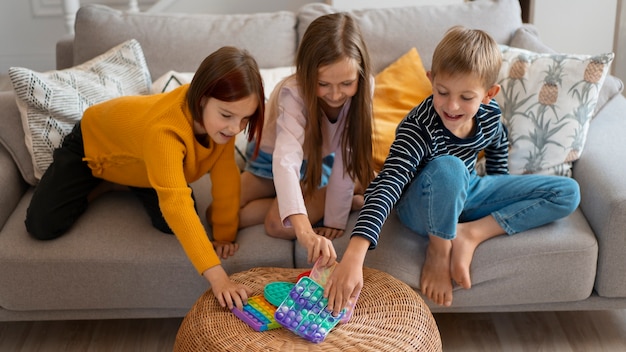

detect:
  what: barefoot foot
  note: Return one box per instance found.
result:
[421,236,453,307]
[450,223,482,289]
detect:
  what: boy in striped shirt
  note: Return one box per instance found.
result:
[324,26,580,311]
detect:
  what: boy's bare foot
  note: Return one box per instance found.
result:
[420,236,453,307]
[450,223,479,289]
[451,217,505,290]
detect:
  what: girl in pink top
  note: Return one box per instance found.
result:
[239,13,375,266]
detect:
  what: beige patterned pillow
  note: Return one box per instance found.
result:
[9,39,151,180]
[496,46,614,176]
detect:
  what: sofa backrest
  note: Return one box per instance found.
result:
[297,0,523,74]
[72,5,298,80]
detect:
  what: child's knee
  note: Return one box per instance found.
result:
[559,177,581,213]
[426,156,468,183]
[24,212,65,240]
[264,216,284,238]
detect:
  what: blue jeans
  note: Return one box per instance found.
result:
[395,156,580,240]
[244,140,334,187]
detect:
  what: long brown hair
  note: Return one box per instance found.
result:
[296,13,375,196]
[187,46,265,156]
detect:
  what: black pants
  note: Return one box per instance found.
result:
[25,122,193,240]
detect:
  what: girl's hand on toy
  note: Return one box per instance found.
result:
[203,265,252,311]
[314,226,345,240]
[324,257,363,316]
[212,240,239,259]
[324,236,370,315]
[298,230,337,267]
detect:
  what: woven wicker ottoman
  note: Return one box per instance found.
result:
[174,267,442,351]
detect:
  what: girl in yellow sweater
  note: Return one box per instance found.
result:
[25,46,265,310]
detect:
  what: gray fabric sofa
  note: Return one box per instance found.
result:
[1,0,626,322]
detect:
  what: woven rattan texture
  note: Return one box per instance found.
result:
[174,267,442,351]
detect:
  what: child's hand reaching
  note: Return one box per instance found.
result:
[203,264,252,311]
[290,214,337,266]
[212,240,239,259]
[324,255,363,316]
[324,236,371,316]
[298,229,337,267]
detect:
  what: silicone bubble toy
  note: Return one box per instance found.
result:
[230,295,281,332]
[274,276,345,343]
[264,281,295,307]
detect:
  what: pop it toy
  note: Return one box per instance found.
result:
[231,295,281,332]
[264,281,295,307]
[274,276,345,343]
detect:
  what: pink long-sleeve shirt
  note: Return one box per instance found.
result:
[259,77,354,230]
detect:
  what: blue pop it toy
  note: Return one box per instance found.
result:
[274,276,345,343]
[231,295,281,332]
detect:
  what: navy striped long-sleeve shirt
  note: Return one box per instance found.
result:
[352,95,509,248]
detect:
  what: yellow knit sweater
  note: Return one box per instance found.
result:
[81,85,240,275]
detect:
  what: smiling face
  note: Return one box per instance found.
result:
[316,57,359,115]
[197,94,258,144]
[429,71,500,139]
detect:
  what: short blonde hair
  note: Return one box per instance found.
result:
[431,26,502,88]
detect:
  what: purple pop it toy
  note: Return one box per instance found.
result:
[274,276,345,343]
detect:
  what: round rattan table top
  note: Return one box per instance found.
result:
[174,267,442,352]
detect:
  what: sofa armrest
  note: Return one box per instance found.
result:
[573,94,626,297]
[56,34,75,70]
[0,144,29,229]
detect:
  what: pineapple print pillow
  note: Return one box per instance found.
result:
[495,46,614,177]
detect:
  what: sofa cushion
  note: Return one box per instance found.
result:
[372,48,431,172]
[296,209,597,309]
[0,175,293,312]
[509,25,624,116]
[9,39,151,182]
[297,0,523,74]
[73,4,297,80]
[0,91,36,185]
[496,46,614,176]
[573,95,626,298]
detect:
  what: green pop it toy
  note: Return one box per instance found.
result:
[264,281,295,307]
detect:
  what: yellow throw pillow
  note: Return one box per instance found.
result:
[372,48,432,172]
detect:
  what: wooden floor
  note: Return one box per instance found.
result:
[1,310,625,351]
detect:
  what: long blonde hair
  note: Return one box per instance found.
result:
[295,12,375,196]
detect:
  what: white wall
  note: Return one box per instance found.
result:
[530,0,617,56]
[0,0,158,74]
[1,0,624,84]
[0,2,67,73]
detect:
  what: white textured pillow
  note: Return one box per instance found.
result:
[151,67,295,101]
[150,71,194,94]
[9,39,151,180]
[495,46,614,177]
[150,67,295,171]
